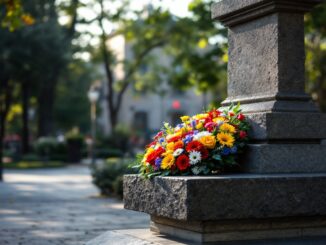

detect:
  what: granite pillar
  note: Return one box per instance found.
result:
[124,0,326,243]
[211,0,326,173]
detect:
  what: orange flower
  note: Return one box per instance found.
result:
[174,140,184,150]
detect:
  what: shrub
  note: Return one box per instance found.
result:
[34,137,68,161]
[91,157,135,198]
[34,137,59,156]
[95,148,123,159]
[96,125,131,154]
[21,153,39,161]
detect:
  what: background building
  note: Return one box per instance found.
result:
[97,34,210,143]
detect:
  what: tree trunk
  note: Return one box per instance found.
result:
[0,79,13,181]
[22,81,30,153]
[37,67,61,137]
[110,109,118,132]
[38,84,55,137]
[0,115,5,181]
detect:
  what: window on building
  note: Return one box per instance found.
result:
[133,111,148,132]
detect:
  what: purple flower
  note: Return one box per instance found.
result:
[155,158,162,168]
[191,120,196,128]
[159,138,165,144]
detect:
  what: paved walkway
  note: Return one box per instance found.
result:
[0,166,149,245]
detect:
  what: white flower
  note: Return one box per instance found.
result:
[191,166,201,175]
[173,148,184,157]
[193,131,212,140]
[189,151,202,165]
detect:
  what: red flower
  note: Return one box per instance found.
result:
[208,109,221,118]
[155,147,165,157]
[199,147,209,159]
[167,134,182,143]
[146,141,156,149]
[239,131,247,139]
[146,151,157,165]
[154,131,164,140]
[237,114,245,121]
[204,117,213,125]
[229,112,235,117]
[176,155,190,171]
[186,140,204,152]
[146,146,165,165]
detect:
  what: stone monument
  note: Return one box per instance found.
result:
[124,0,326,243]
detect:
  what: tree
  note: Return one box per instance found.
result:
[54,60,100,133]
[26,0,78,137]
[80,0,227,131]
[305,3,326,111]
[0,27,20,181]
[0,0,34,31]
[78,0,171,130]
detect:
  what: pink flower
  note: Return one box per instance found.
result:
[204,122,216,132]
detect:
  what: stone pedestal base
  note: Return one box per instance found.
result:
[151,216,326,243]
[242,143,326,173]
[124,174,326,243]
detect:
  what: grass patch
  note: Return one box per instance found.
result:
[4,161,66,169]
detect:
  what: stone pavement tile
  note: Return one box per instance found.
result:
[0,166,149,245]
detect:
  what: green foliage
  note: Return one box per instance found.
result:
[97,126,131,153]
[65,128,84,142]
[54,60,99,132]
[95,149,123,159]
[34,137,67,160]
[91,158,135,198]
[305,3,326,112]
[4,160,65,169]
[0,0,34,31]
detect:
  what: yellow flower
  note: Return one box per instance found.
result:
[143,148,154,162]
[162,150,174,157]
[166,142,175,151]
[180,116,190,122]
[199,135,216,149]
[161,154,175,169]
[194,113,209,120]
[219,123,236,134]
[142,147,154,165]
[186,126,193,131]
[213,117,228,123]
[217,133,235,147]
[195,122,203,130]
[176,127,188,134]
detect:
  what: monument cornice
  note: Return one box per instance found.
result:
[212,0,323,27]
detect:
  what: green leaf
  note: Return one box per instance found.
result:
[162,170,170,176]
[147,172,162,178]
[212,154,221,161]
